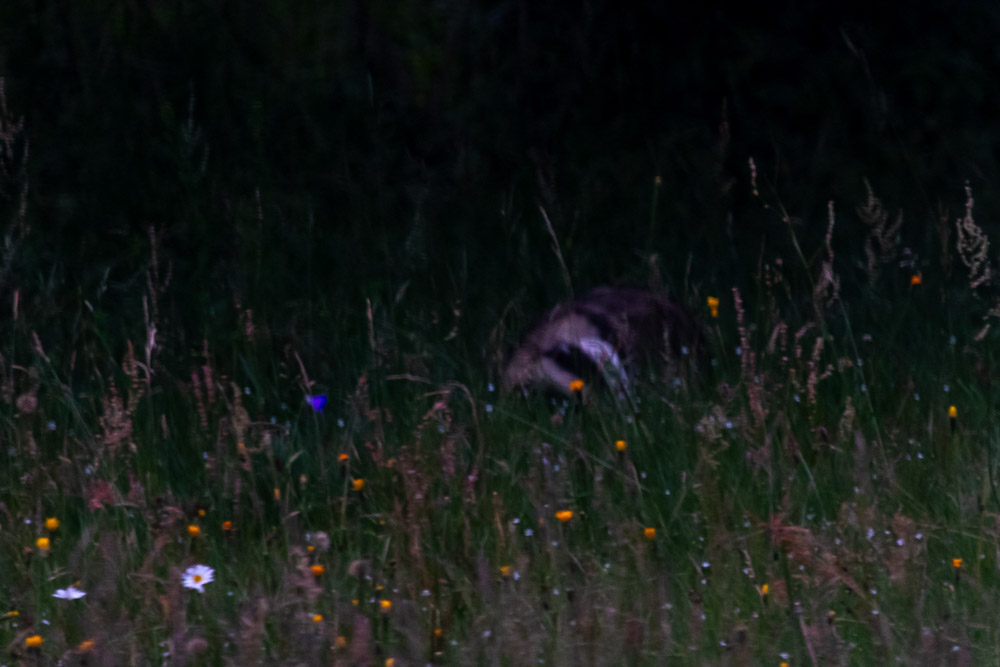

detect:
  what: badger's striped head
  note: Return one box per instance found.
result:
[502,287,702,397]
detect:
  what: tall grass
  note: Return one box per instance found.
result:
[2,87,1000,665]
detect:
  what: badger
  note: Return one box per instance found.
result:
[502,286,703,398]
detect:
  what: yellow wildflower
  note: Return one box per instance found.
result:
[569,379,584,393]
[707,296,720,318]
[952,558,963,569]
[312,614,323,623]
[36,537,50,551]
[555,510,573,523]
[643,527,656,540]
[25,635,43,648]
[615,439,627,452]
[187,525,201,537]
[44,517,59,531]
[949,405,957,419]
[311,564,325,577]
[352,478,365,492]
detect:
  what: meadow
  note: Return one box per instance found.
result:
[3,79,1000,662]
[1,6,999,661]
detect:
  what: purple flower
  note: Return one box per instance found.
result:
[307,394,327,412]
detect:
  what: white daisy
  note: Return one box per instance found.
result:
[52,586,87,600]
[182,564,215,593]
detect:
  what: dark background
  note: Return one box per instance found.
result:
[0,1,998,382]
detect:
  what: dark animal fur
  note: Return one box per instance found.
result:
[503,287,703,396]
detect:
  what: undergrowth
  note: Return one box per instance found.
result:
[2,85,1000,667]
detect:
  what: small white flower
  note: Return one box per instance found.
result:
[53,586,86,600]
[182,564,215,593]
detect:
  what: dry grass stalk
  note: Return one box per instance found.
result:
[191,369,208,430]
[733,287,765,431]
[99,379,134,456]
[956,182,990,289]
[812,202,841,318]
[857,180,903,286]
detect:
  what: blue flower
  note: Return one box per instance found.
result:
[307,394,327,412]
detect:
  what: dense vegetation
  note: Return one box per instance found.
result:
[1,2,1000,664]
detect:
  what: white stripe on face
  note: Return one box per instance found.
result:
[576,337,630,393]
